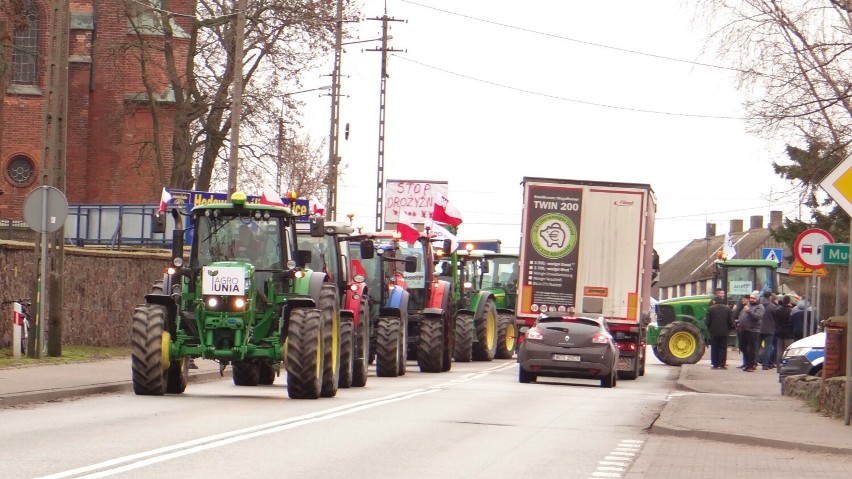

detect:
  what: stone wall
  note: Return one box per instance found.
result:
[782,374,847,419]
[0,240,170,348]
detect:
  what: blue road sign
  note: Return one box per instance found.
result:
[762,247,783,263]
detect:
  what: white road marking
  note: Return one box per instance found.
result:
[38,363,515,479]
[591,439,645,479]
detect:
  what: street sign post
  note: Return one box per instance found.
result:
[819,158,852,426]
[822,243,850,265]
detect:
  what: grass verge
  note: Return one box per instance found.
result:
[0,346,130,369]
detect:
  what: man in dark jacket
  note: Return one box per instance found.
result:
[705,296,734,369]
[773,295,794,371]
[759,292,777,370]
[739,290,764,372]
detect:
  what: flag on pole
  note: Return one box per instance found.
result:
[309,195,326,216]
[432,194,463,227]
[396,211,420,244]
[723,232,737,260]
[260,184,286,207]
[158,187,173,214]
[427,220,459,252]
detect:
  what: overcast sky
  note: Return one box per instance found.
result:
[290,0,802,262]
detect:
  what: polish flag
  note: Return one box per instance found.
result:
[158,187,173,214]
[427,220,459,252]
[396,211,420,244]
[432,194,463,227]
[260,184,286,207]
[310,195,326,216]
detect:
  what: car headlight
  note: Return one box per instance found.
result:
[784,347,812,358]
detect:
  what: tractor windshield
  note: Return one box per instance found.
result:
[192,214,285,269]
[725,265,776,297]
[482,255,519,290]
[298,235,338,281]
[397,239,427,310]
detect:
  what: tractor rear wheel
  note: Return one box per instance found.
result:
[131,304,168,396]
[375,316,402,377]
[233,361,260,386]
[319,284,341,398]
[418,316,445,373]
[286,307,323,399]
[398,310,408,376]
[472,299,498,361]
[495,313,517,359]
[352,299,370,387]
[453,313,474,362]
[657,321,706,365]
[338,319,353,388]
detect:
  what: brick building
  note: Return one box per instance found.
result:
[0,0,191,219]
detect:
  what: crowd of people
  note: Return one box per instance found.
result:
[704,288,811,371]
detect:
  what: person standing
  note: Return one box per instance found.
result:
[773,295,795,371]
[739,290,764,372]
[705,297,734,369]
[733,295,749,369]
[759,292,777,370]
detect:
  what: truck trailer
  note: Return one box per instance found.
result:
[516,177,657,379]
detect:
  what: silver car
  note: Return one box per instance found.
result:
[517,314,619,388]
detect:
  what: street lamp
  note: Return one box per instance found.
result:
[277,86,332,192]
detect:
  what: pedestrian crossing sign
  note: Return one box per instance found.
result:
[762,248,783,263]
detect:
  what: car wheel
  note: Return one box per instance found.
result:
[601,369,616,388]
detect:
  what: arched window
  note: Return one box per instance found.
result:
[11,1,39,85]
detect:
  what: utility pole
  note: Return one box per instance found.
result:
[41,0,70,358]
[326,0,343,221]
[227,0,247,195]
[367,9,404,231]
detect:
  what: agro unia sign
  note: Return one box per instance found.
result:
[384,180,448,225]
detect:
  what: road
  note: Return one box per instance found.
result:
[1,358,680,479]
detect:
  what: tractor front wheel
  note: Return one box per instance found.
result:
[495,313,517,359]
[319,284,341,398]
[418,317,445,373]
[338,319,354,388]
[375,316,402,377]
[286,307,323,399]
[657,321,706,365]
[352,300,370,387]
[453,313,474,362]
[472,299,498,361]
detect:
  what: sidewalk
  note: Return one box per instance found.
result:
[652,349,851,455]
[0,358,227,408]
[1,351,849,455]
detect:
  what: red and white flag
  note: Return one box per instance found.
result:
[158,187,173,214]
[396,211,420,244]
[427,220,459,252]
[310,195,326,216]
[260,184,286,207]
[432,194,463,227]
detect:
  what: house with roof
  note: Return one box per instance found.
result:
[655,211,794,301]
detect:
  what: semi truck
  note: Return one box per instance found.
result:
[516,177,657,379]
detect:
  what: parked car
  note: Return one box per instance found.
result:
[779,332,825,380]
[517,313,619,388]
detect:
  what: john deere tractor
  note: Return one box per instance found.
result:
[131,192,341,399]
[650,258,779,365]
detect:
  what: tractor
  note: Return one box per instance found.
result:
[296,221,374,388]
[350,231,417,377]
[131,192,341,399]
[481,251,519,358]
[445,247,498,362]
[650,258,780,365]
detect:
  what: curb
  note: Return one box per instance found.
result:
[649,364,852,456]
[0,370,228,408]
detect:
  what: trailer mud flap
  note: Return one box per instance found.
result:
[617,356,634,371]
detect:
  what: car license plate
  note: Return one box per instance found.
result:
[553,354,580,362]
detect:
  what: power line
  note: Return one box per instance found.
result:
[392,55,744,119]
[399,0,747,74]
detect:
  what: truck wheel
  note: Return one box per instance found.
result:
[519,366,536,384]
[286,307,323,399]
[453,313,474,362]
[233,361,260,386]
[258,361,276,385]
[472,299,498,361]
[352,299,370,387]
[375,316,401,377]
[495,313,517,359]
[639,349,646,376]
[319,284,341,398]
[131,304,168,396]
[418,317,445,373]
[338,319,353,388]
[657,321,706,365]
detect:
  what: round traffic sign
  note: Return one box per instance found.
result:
[23,186,68,233]
[794,228,834,269]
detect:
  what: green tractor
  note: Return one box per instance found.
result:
[650,258,779,365]
[131,192,341,399]
[446,248,519,361]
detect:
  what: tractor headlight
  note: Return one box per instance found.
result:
[203,295,247,312]
[234,297,246,309]
[207,296,219,309]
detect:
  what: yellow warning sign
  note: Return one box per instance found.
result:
[789,259,828,277]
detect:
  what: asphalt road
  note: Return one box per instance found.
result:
[0,358,679,479]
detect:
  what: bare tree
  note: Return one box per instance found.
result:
[694,0,852,149]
